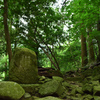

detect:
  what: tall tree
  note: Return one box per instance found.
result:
[96,19,100,62]
[81,34,88,67]
[3,0,12,63]
[87,27,95,63]
[62,0,100,66]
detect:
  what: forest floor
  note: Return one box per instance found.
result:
[61,64,100,100]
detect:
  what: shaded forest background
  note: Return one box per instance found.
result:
[0,0,100,80]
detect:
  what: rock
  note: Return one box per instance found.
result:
[60,90,69,98]
[82,94,93,100]
[70,89,76,96]
[9,48,39,84]
[82,83,93,94]
[21,84,40,96]
[62,82,70,88]
[89,81,99,86]
[76,93,82,98]
[76,87,83,94]
[39,76,46,81]
[39,80,64,96]
[20,97,33,100]
[52,76,64,82]
[93,75,100,81]
[93,86,100,96]
[0,81,25,100]
[70,96,81,100]
[70,87,83,96]
[32,96,39,99]
[38,76,52,84]
[94,96,100,100]
[35,96,62,100]
[24,93,31,98]
[83,76,93,83]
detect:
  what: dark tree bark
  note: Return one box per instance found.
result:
[95,19,100,62]
[3,0,12,63]
[81,34,88,67]
[87,27,95,63]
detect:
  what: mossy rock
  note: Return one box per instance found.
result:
[35,96,62,100]
[20,84,41,96]
[82,83,93,94]
[39,80,64,96]
[62,82,70,88]
[94,96,100,100]
[0,81,25,100]
[52,76,64,82]
[93,86,100,96]
[9,48,39,84]
[82,94,93,100]
[82,65,100,78]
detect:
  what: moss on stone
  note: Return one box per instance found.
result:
[35,96,62,100]
[0,81,25,100]
[39,80,64,96]
[20,84,41,96]
[9,48,39,84]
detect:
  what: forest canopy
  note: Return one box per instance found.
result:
[0,0,100,80]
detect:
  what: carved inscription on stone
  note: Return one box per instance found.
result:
[19,56,31,69]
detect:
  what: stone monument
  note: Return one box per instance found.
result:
[9,48,39,84]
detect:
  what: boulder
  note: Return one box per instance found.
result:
[39,80,64,96]
[0,81,25,100]
[35,96,62,100]
[9,48,39,84]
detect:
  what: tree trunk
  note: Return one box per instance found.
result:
[81,34,88,67]
[87,27,95,63]
[5,48,8,80]
[3,0,12,63]
[96,19,100,62]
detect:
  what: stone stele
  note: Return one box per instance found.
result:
[9,48,39,84]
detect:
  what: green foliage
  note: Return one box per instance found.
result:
[0,0,100,75]
[0,55,8,80]
[56,40,81,73]
[62,0,100,39]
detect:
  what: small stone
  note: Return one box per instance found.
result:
[90,81,99,86]
[52,76,64,82]
[82,83,93,94]
[24,93,31,98]
[62,82,70,87]
[76,87,83,94]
